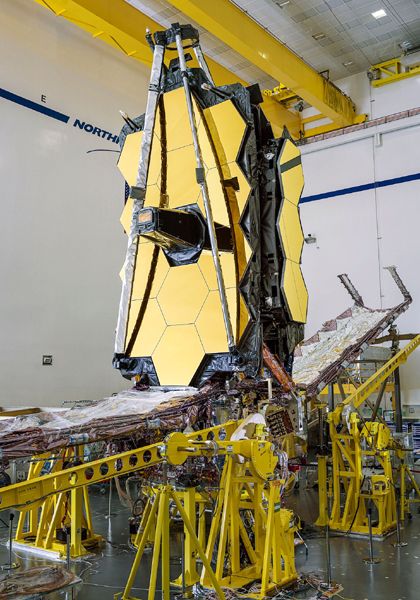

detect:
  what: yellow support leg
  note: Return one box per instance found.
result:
[132,494,155,548]
[70,487,84,558]
[161,487,170,600]
[197,494,206,549]
[260,483,276,596]
[170,490,226,600]
[255,483,297,599]
[118,484,226,600]
[201,458,297,597]
[147,492,164,600]
[44,492,65,549]
[201,460,229,587]
[119,490,161,600]
[14,449,102,559]
[15,457,45,542]
[229,475,241,577]
[214,461,233,583]
[172,487,200,587]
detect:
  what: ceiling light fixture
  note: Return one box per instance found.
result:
[399,40,413,50]
[312,32,326,41]
[371,9,387,19]
[275,1,290,7]
[343,60,353,67]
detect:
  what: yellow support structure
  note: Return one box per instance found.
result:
[328,416,396,536]
[0,423,236,510]
[316,336,420,535]
[117,482,227,600]
[263,84,298,106]
[369,57,420,87]
[0,420,298,599]
[201,458,297,596]
[14,447,102,559]
[332,335,420,422]
[399,462,420,519]
[166,0,360,130]
[319,382,395,397]
[171,488,208,588]
[33,0,300,137]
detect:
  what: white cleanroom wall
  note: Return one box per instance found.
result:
[300,67,420,414]
[0,0,149,406]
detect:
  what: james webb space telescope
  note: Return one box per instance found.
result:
[113,23,308,387]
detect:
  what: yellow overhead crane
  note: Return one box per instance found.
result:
[32,0,364,138]
[33,0,299,137]
[0,420,298,600]
[316,334,420,536]
[368,56,420,87]
[165,0,366,135]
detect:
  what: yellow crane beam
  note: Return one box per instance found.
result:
[368,57,420,87]
[330,334,420,424]
[33,0,300,137]
[166,0,360,129]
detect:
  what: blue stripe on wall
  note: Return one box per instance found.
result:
[0,88,70,123]
[301,172,420,203]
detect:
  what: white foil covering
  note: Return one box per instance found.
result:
[293,306,386,388]
[1,388,197,433]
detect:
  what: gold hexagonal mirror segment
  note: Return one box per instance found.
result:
[278,198,304,264]
[164,88,195,151]
[281,260,308,324]
[117,131,161,188]
[198,169,229,227]
[203,100,247,166]
[131,244,170,301]
[195,288,233,353]
[166,144,201,209]
[157,264,208,326]
[277,139,304,206]
[152,325,205,386]
[198,250,236,291]
[126,299,166,357]
[195,288,249,352]
[279,138,300,166]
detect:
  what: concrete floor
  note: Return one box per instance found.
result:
[0,486,419,600]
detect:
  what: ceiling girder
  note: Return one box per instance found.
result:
[34,0,301,137]
[166,0,359,128]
